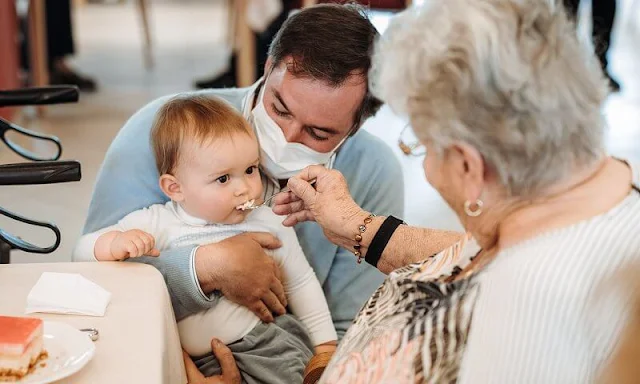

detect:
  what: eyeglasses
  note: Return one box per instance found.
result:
[398,124,426,157]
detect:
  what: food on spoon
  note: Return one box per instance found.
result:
[236,199,256,211]
[0,316,48,381]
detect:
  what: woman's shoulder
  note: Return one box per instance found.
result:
[482,201,640,310]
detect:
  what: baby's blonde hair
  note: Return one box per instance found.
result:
[151,94,253,175]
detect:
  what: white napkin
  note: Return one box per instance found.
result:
[25,272,112,317]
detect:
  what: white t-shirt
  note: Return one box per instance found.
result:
[74,202,337,356]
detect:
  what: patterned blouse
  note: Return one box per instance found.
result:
[320,234,481,384]
[321,160,640,383]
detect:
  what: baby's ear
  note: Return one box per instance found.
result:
[159,174,183,201]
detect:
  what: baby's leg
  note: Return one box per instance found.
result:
[193,314,314,383]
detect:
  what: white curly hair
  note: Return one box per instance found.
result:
[371,0,608,197]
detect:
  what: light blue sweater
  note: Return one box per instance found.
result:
[81,87,404,337]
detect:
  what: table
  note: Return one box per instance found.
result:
[0,262,187,384]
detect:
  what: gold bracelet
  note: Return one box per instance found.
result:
[354,214,375,264]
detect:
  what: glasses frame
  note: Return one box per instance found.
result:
[397,124,426,157]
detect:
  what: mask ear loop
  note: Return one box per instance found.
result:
[327,122,358,170]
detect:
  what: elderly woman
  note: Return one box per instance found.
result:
[273,0,640,382]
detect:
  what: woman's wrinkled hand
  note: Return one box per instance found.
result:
[272,165,368,248]
[183,339,241,384]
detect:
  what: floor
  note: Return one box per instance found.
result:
[2,0,640,263]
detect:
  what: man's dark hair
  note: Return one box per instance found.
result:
[267,3,383,130]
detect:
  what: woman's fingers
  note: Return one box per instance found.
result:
[272,199,306,216]
[287,177,317,204]
[272,190,300,206]
[298,164,330,183]
[282,210,316,227]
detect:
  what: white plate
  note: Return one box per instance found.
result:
[16,321,96,384]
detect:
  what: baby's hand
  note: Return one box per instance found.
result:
[110,229,159,260]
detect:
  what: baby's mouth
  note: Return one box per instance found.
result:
[236,199,256,211]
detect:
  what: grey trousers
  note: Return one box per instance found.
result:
[193,314,314,384]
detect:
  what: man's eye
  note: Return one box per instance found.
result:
[216,175,229,184]
[306,127,329,141]
[271,105,290,117]
[246,166,258,175]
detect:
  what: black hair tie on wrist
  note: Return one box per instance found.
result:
[365,215,406,267]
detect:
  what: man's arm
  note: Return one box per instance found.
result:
[80,95,220,320]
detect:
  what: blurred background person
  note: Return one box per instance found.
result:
[45,0,97,91]
[563,0,620,91]
[194,0,296,89]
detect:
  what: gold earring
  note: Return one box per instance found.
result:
[464,199,483,217]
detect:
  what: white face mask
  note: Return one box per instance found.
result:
[251,85,348,180]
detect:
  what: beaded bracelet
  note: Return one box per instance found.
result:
[353,214,375,263]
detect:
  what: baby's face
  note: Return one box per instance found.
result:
[174,132,263,224]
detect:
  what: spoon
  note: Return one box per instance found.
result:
[241,179,317,211]
[79,328,99,341]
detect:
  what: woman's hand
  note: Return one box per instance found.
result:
[183,339,241,384]
[272,165,369,249]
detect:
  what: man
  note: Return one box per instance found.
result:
[563,0,620,91]
[82,3,403,376]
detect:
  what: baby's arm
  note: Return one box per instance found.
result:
[275,226,338,352]
[94,229,159,261]
[73,206,161,262]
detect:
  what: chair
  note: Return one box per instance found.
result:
[136,0,154,69]
[0,86,82,263]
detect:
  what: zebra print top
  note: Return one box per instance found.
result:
[320,234,482,384]
[320,159,640,383]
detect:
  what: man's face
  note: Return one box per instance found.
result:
[261,60,368,153]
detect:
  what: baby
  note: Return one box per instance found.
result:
[73,95,337,383]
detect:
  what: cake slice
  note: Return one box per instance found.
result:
[0,316,47,381]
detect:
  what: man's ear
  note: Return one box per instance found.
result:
[264,57,273,77]
[159,174,184,202]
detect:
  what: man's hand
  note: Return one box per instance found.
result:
[183,339,241,384]
[195,232,287,323]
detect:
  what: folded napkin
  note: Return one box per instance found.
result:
[25,272,112,317]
